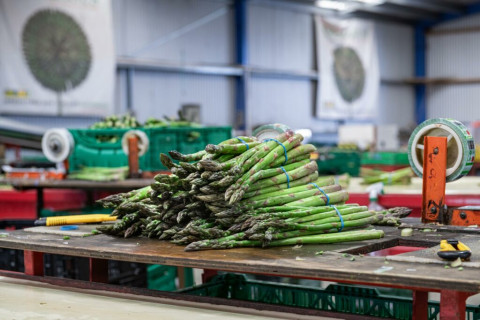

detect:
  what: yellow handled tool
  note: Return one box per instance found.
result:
[34,214,117,226]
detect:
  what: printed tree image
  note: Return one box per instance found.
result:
[333,47,365,103]
[22,9,91,114]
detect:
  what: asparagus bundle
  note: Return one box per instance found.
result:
[68,166,129,181]
[97,130,387,251]
[361,167,413,185]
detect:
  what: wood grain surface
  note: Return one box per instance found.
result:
[1,223,479,293]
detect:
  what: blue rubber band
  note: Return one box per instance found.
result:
[280,166,290,188]
[263,138,288,165]
[329,205,344,232]
[310,183,330,205]
[236,137,249,150]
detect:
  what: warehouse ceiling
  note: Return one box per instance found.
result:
[268,0,480,24]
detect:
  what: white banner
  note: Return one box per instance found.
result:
[315,17,379,120]
[0,0,115,116]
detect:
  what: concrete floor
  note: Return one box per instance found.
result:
[0,276,339,320]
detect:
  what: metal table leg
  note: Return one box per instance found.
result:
[24,250,44,276]
[440,290,474,320]
[202,269,218,283]
[36,188,44,218]
[89,258,108,283]
[412,290,429,319]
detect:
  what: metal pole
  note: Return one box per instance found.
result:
[414,24,426,124]
[234,0,247,132]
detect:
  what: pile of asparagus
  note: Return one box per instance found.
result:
[97,130,387,251]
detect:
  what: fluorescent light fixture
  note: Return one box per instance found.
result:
[295,129,313,141]
[354,0,385,5]
[315,0,351,11]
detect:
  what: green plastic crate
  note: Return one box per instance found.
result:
[179,274,480,320]
[67,126,232,172]
[68,128,148,171]
[147,265,194,291]
[361,152,409,166]
[316,150,361,176]
[144,126,232,171]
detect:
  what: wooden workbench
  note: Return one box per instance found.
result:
[0,222,479,319]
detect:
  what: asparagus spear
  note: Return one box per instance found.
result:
[185,229,385,251]
[205,142,261,154]
[243,172,319,198]
[227,133,302,202]
[230,161,319,203]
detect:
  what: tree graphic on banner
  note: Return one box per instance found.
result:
[333,47,365,103]
[22,9,91,115]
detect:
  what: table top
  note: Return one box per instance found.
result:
[3,176,480,194]
[0,178,152,190]
[1,222,479,293]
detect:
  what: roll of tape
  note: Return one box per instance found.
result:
[42,128,74,163]
[252,123,291,141]
[121,130,149,156]
[408,118,475,182]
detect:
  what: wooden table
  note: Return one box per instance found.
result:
[0,222,479,320]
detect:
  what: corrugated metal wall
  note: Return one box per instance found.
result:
[427,13,480,122]
[247,3,415,131]
[247,4,315,130]
[376,22,415,127]
[112,0,235,122]
[3,0,415,132]
[113,0,234,64]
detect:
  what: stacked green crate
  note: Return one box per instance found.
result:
[147,265,194,291]
[68,128,146,171]
[144,126,232,171]
[361,152,409,166]
[179,274,480,319]
[316,149,361,176]
[67,126,232,172]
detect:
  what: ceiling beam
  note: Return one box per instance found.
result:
[355,3,439,21]
[385,0,463,14]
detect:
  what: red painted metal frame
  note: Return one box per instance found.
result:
[440,290,475,320]
[412,290,428,320]
[202,269,218,283]
[89,258,109,283]
[19,250,475,319]
[23,250,44,276]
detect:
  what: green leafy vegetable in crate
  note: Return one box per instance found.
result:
[90,114,140,143]
[90,114,140,129]
[144,110,201,128]
[97,131,391,250]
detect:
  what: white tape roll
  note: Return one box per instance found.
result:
[42,128,74,163]
[252,123,291,141]
[408,118,475,182]
[121,130,149,156]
